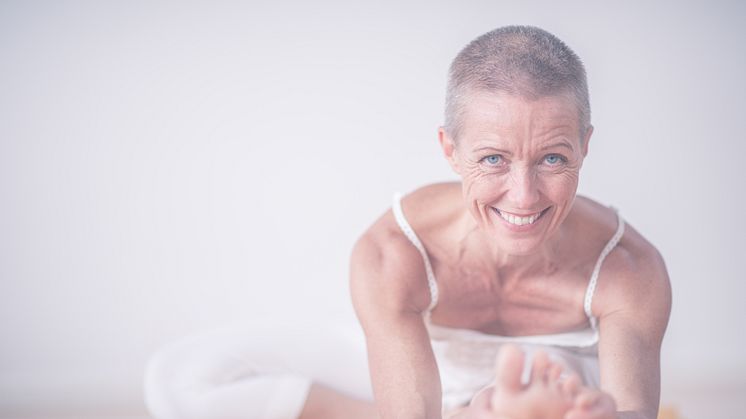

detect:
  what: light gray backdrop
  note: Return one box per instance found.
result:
[1,0,744,417]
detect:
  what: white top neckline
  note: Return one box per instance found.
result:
[391,192,625,348]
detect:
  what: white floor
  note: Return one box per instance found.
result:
[4,382,746,419]
[0,415,150,419]
[0,409,153,419]
[660,379,746,419]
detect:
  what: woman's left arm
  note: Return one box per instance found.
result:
[593,245,672,419]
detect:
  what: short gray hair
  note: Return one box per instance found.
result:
[445,26,590,142]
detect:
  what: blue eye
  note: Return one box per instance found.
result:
[543,154,566,165]
[483,155,502,165]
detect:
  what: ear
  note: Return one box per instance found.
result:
[438,127,461,174]
[581,125,593,157]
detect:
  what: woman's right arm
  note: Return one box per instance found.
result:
[350,227,442,419]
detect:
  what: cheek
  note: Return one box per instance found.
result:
[462,166,503,201]
[540,171,580,200]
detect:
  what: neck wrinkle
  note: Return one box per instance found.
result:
[456,207,567,281]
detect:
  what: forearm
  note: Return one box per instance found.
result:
[375,399,441,419]
[362,315,442,418]
[369,354,442,418]
[367,373,441,418]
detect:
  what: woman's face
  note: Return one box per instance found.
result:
[440,91,592,256]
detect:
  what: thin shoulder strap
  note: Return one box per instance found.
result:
[391,193,439,314]
[583,209,625,330]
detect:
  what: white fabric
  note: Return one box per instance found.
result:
[144,322,372,419]
[584,207,626,329]
[144,195,626,417]
[392,192,439,314]
[391,192,625,409]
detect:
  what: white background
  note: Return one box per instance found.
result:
[1,0,745,417]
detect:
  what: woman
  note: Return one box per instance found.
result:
[144,26,670,419]
[348,26,671,419]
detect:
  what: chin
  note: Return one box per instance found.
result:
[482,210,560,257]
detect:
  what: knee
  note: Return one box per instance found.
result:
[144,343,184,419]
[144,339,214,419]
[144,331,262,419]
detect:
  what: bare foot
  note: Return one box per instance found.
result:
[465,345,580,419]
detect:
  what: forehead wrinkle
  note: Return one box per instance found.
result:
[459,93,582,155]
[523,106,580,154]
[540,141,575,152]
[530,123,578,149]
[465,125,577,161]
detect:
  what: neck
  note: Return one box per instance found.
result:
[457,212,566,280]
[490,241,561,278]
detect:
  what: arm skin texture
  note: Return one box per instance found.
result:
[350,212,671,419]
[591,243,672,419]
[350,225,443,419]
[449,240,671,419]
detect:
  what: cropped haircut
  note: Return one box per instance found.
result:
[445,26,591,142]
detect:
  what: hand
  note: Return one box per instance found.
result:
[563,389,617,419]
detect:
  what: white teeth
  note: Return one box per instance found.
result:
[497,209,542,226]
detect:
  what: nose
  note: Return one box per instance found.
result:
[507,165,540,210]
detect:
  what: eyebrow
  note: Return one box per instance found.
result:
[540,141,575,151]
[472,141,575,154]
[472,146,512,155]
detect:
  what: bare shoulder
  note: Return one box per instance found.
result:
[350,182,460,318]
[398,181,463,230]
[575,196,672,334]
[349,197,436,321]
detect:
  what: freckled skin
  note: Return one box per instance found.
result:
[440,91,592,257]
[348,90,667,419]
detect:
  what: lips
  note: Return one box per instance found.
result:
[493,207,549,226]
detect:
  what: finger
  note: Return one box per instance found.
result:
[461,401,516,419]
[564,408,589,419]
[564,405,604,419]
[470,385,493,409]
[583,392,616,416]
[566,391,617,419]
[564,406,615,419]
[575,390,602,409]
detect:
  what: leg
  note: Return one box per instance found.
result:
[145,320,375,419]
[299,382,377,419]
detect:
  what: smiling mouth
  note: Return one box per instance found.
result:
[492,207,550,226]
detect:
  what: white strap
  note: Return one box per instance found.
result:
[392,193,439,314]
[583,210,625,330]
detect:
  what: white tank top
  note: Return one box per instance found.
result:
[391,193,626,409]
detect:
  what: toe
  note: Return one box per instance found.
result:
[548,362,563,382]
[530,350,551,384]
[494,344,525,393]
[561,373,581,398]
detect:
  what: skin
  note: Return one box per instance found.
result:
[450,345,588,419]
[343,91,671,419]
[298,346,599,419]
[451,346,618,419]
